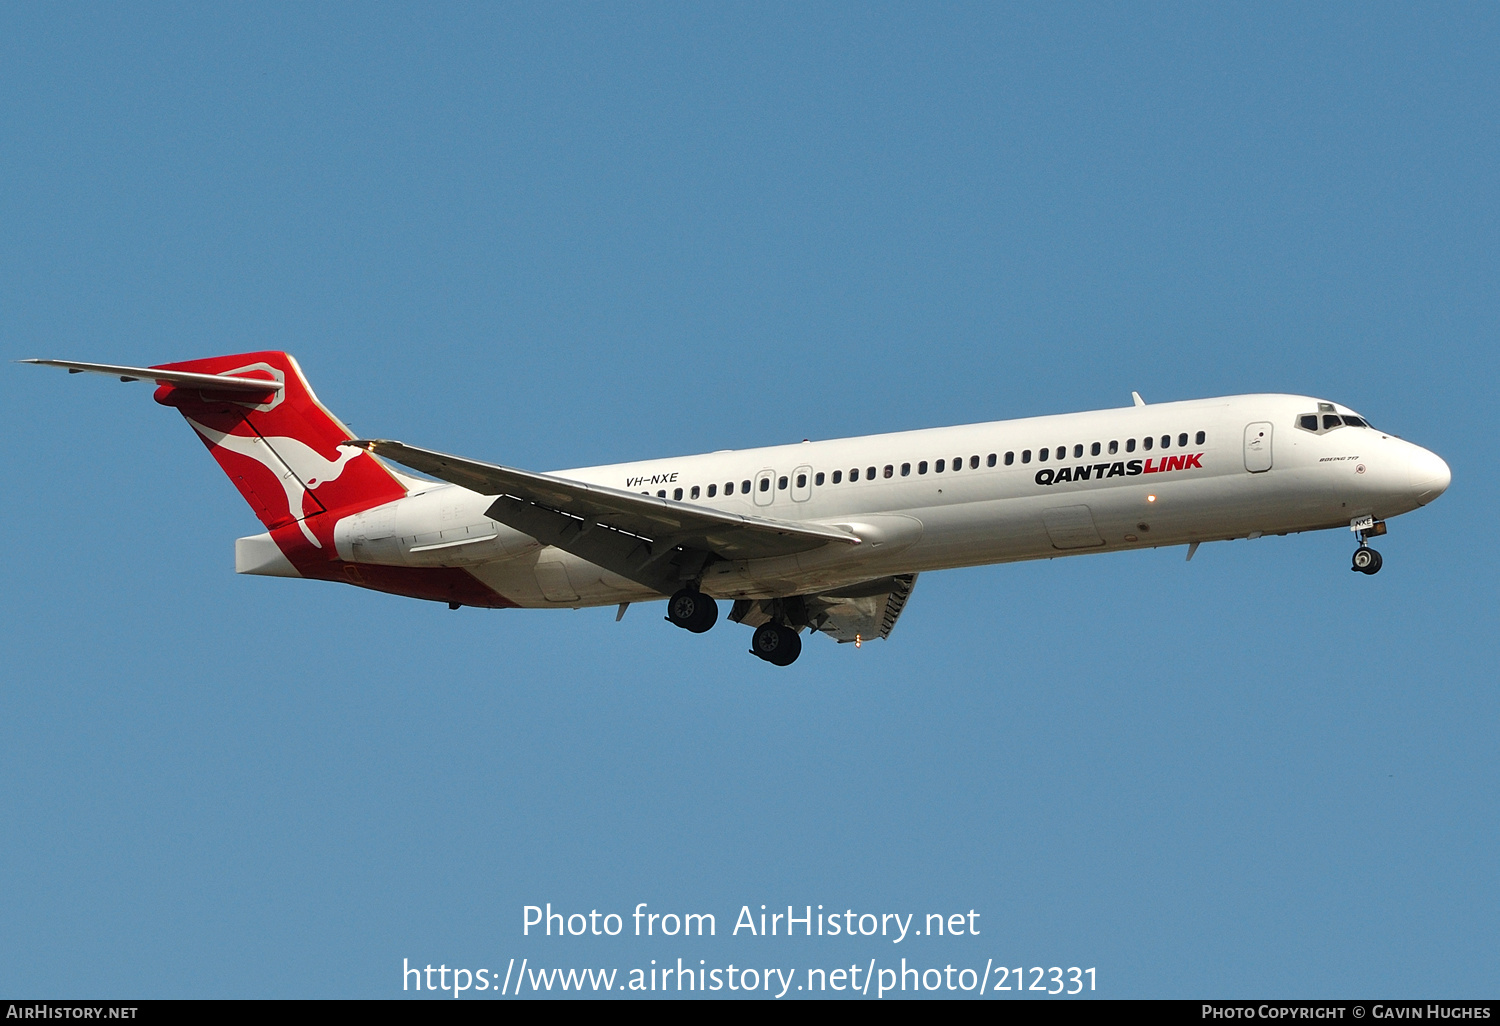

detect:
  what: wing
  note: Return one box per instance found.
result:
[807,573,919,643]
[345,438,860,593]
[728,574,919,645]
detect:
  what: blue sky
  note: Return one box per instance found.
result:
[1,3,1495,998]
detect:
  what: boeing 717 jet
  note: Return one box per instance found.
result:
[24,352,1450,665]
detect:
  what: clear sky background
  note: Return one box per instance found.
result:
[1,3,1495,999]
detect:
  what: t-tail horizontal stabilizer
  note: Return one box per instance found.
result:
[21,358,285,393]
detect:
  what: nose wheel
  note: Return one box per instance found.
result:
[1350,519,1386,575]
[665,588,718,633]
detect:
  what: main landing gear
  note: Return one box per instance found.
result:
[750,622,802,666]
[664,587,803,665]
[1351,520,1386,575]
[665,588,719,633]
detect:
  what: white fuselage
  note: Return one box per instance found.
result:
[325,394,1450,608]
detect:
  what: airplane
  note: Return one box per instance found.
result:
[23,351,1451,666]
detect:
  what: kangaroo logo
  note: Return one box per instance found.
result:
[186,418,364,548]
[220,361,286,412]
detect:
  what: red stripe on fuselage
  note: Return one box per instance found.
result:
[268,522,516,609]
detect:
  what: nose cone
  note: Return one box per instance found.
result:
[1409,447,1451,505]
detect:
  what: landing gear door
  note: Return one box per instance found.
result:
[753,469,776,507]
[1244,422,1273,473]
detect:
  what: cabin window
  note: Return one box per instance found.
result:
[1073,444,1084,458]
[657,490,666,497]
[759,478,770,492]
[951,457,961,472]
[815,472,824,486]
[1323,414,1342,431]
[1143,436,1153,451]
[1005,451,1015,465]
[1126,439,1136,453]
[708,484,717,497]
[881,465,891,479]
[1109,440,1119,454]
[1298,415,1318,431]
[970,455,980,469]
[742,480,751,493]
[900,463,911,477]
[987,453,996,467]
[935,459,945,472]
[778,476,788,490]
[1038,448,1049,462]
[690,485,699,499]
[918,461,928,474]
[1091,442,1101,456]
[1160,435,1171,449]
[1054,446,1064,460]
[1178,433,1188,447]
[725,482,735,495]
[1342,416,1367,428]
[867,466,876,480]
[850,468,860,482]
[1195,430,1206,444]
[673,487,683,500]
[1021,450,1031,464]
[832,470,843,484]
[795,474,806,488]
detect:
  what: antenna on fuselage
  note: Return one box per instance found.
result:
[1131,391,1146,407]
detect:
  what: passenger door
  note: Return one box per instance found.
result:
[1243,422,1273,473]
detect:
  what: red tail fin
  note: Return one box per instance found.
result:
[152,352,407,548]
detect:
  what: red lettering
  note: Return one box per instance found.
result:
[1143,458,1159,473]
[1166,455,1185,472]
[1184,452,1203,469]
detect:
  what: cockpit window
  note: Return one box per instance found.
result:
[1302,411,1374,435]
[1301,410,1372,434]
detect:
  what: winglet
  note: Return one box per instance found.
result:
[1132,391,1146,407]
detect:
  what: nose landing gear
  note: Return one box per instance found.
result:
[1350,518,1387,575]
[665,588,719,633]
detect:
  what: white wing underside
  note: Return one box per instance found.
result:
[812,574,919,642]
[731,574,919,644]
